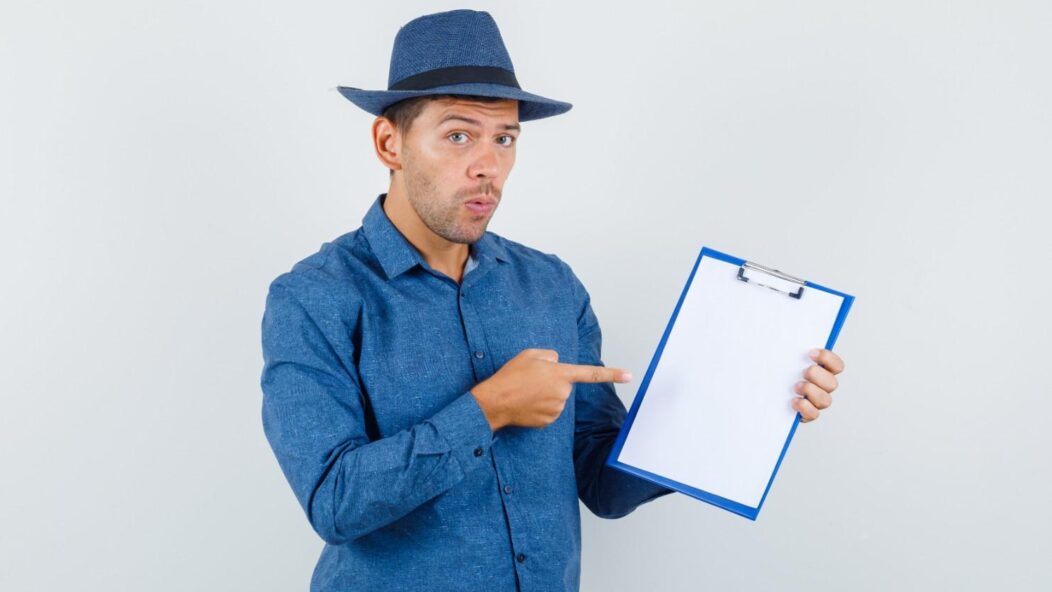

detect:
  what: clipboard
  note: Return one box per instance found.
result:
[606,246,855,520]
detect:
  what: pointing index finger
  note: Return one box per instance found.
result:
[558,363,633,384]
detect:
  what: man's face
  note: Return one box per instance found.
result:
[397,97,519,244]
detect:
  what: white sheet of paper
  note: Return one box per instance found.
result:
[617,255,845,508]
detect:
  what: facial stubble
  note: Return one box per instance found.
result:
[401,149,499,245]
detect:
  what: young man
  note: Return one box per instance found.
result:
[260,9,845,592]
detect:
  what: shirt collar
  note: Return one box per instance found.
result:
[361,193,509,281]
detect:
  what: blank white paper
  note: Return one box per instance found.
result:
[617,255,845,508]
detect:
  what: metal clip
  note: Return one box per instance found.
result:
[736,260,806,299]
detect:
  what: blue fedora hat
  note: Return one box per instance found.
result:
[337,9,572,122]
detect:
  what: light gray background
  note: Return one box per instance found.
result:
[2,1,1049,590]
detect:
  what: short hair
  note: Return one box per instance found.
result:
[381,94,514,177]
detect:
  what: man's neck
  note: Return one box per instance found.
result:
[382,186,470,283]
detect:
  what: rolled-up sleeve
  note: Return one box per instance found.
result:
[556,258,675,519]
[260,278,495,545]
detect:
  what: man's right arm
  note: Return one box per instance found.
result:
[260,279,495,546]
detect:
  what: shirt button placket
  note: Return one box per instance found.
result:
[458,288,495,379]
[460,283,524,577]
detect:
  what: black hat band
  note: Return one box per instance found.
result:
[389,65,521,91]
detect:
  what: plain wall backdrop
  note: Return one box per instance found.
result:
[2,1,1050,590]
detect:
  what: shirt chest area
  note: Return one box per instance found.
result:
[355,270,581,435]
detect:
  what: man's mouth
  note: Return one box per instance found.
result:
[464,196,497,215]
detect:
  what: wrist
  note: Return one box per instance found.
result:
[469,383,506,431]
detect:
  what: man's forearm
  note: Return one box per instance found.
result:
[265,390,494,545]
[574,427,675,519]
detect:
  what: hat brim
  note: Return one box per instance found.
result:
[336,82,572,122]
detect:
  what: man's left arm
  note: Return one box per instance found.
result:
[558,257,675,519]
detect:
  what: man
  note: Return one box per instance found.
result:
[260,9,845,592]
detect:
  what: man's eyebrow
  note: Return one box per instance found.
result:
[438,114,521,131]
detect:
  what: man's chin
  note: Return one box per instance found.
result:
[458,230,487,244]
[436,225,486,245]
[455,218,491,243]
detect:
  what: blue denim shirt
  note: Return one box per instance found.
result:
[260,193,673,591]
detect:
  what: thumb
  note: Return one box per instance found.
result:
[522,348,559,363]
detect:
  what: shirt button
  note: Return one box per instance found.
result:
[503,485,513,494]
[473,447,484,457]
[474,351,485,359]
[517,553,527,563]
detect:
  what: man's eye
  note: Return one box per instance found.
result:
[498,135,516,146]
[448,132,468,144]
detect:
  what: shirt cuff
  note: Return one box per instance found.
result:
[428,391,496,473]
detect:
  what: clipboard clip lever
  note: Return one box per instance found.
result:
[737,261,807,300]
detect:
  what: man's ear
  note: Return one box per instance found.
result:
[372,116,402,174]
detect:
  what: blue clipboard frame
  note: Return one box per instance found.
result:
[605,246,855,520]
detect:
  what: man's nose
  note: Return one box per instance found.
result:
[467,142,502,179]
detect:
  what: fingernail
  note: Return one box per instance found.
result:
[796,381,807,391]
[620,372,633,382]
[808,349,821,360]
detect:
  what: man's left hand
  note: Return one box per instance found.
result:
[792,348,845,423]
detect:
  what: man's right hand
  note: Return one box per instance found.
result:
[469,348,633,431]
